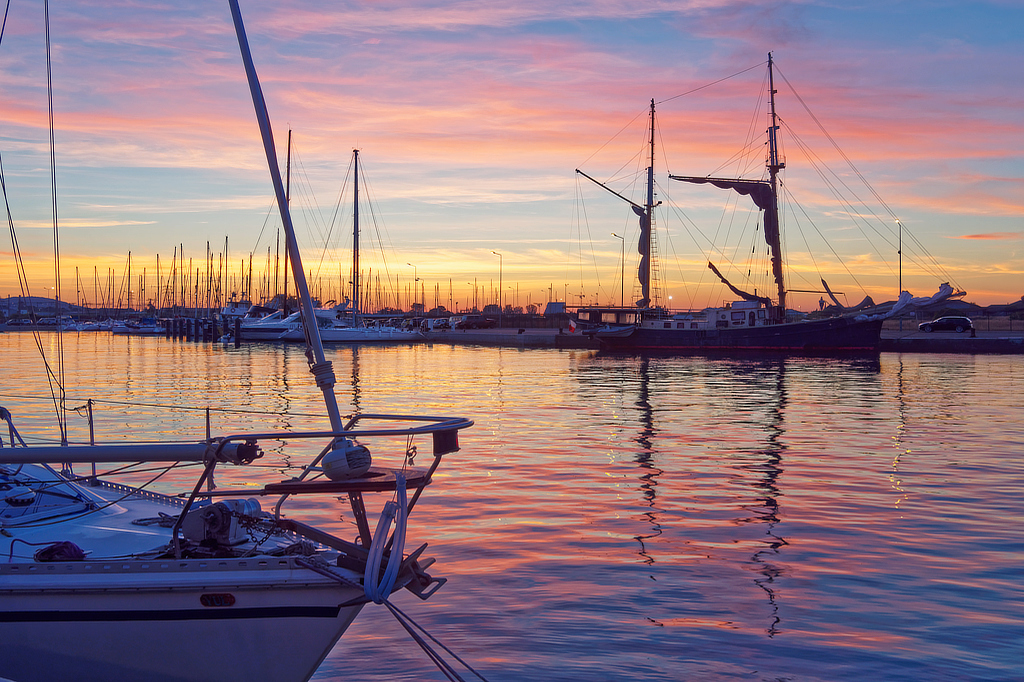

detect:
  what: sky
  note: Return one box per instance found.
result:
[0,0,1021,312]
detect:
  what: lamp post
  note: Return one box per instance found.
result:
[491,250,502,328]
[896,219,902,332]
[406,263,417,311]
[611,232,624,308]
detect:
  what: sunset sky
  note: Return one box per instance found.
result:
[0,0,1021,312]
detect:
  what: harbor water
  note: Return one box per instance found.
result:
[1,332,1021,681]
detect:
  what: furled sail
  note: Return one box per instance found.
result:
[707,261,772,306]
[633,205,650,307]
[670,176,779,246]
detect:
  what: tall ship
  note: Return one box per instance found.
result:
[576,54,885,353]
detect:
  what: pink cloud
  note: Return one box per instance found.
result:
[953,232,1024,240]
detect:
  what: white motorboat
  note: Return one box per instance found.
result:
[239,309,298,340]
[110,319,167,336]
[0,3,473,680]
[242,308,347,342]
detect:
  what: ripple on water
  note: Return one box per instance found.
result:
[2,335,1021,680]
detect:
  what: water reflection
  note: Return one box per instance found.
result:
[889,357,908,508]
[731,359,788,637]
[6,334,1022,680]
[632,357,664,566]
[574,355,887,636]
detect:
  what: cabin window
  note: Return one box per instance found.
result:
[662,322,671,329]
[691,322,698,329]
[731,312,745,321]
[601,313,617,324]
[677,322,686,329]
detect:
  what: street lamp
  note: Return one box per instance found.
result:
[896,218,902,332]
[491,250,502,328]
[406,263,417,311]
[611,232,624,308]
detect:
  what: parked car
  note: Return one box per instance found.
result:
[422,318,450,331]
[454,314,496,329]
[919,316,973,333]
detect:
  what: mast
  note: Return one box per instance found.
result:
[766,52,786,315]
[282,129,291,314]
[574,98,660,310]
[352,149,360,325]
[640,98,655,308]
[229,0,343,432]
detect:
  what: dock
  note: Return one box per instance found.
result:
[423,328,1024,353]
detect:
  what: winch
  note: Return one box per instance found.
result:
[181,498,261,546]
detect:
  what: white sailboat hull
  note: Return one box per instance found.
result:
[295,326,424,343]
[0,558,364,682]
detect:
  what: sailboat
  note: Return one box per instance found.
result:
[0,3,471,681]
[286,149,423,344]
[576,54,885,353]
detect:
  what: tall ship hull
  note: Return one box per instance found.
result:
[595,314,883,352]
[575,55,899,354]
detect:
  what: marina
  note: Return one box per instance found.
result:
[2,332,1021,681]
[0,1,1020,680]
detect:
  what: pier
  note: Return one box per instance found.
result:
[421,327,1024,353]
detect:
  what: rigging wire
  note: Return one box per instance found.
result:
[577,65,770,310]
[781,182,870,295]
[773,64,960,290]
[1,0,69,445]
[361,160,403,310]
[44,0,67,443]
[657,61,766,106]
[778,123,898,280]
[316,151,355,293]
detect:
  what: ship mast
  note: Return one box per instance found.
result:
[640,98,655,309]
[575,99,660,309]
[352,149,360,325]
[766,52,787,315]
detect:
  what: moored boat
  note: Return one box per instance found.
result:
[0,3,473,680]
[0,416,469,682]
[576,54,887,353]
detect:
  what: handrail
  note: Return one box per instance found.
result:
[211,414,474,447]
[0,414,473,465]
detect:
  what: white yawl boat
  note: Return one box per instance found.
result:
[0,3,471,681]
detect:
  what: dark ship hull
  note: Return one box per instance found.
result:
[596,315,883,353]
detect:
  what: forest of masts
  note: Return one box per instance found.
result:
[55,241,545,318]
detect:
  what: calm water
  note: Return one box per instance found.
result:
[2,332,1022,681]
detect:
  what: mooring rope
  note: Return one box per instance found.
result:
[363,471,407,603]
[384,599,491,682]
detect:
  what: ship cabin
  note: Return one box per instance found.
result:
[640,300,772,331]
[578,301,775,332]
[575,306,638,328]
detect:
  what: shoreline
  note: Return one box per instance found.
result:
[4,325,1022,353]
